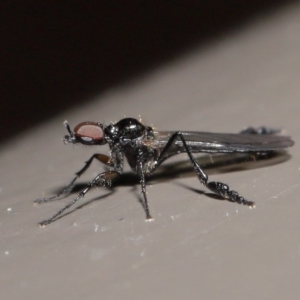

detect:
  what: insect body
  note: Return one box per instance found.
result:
[35,118,294,226]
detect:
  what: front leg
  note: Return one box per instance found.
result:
[39,170,119,227]
[34,154,113,204]
[157,132,255,207]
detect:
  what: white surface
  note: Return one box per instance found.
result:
[1,3,300,300]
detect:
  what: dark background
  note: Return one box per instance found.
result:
[1,0,296,143]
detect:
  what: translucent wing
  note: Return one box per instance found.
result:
[152,130,294,158]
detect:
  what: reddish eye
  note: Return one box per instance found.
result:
[74,122,104,144]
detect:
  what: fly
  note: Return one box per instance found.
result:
[35,118,294,227]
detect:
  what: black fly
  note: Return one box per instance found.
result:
[35,118,294,227]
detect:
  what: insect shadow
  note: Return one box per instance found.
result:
[49,150,291,218]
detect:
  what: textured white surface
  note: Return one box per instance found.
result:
[1,3,300,300]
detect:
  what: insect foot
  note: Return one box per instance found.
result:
[207,181,255,207]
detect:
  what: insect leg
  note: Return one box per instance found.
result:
[137,158,153,221]
[157,132,254,207]
[207,181,254,206]
[39,170,119,227]
[240,127,279,135]
[240,127,279,159]
[34,154,113,204]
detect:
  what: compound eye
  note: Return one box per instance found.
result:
[74,122,104,144]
